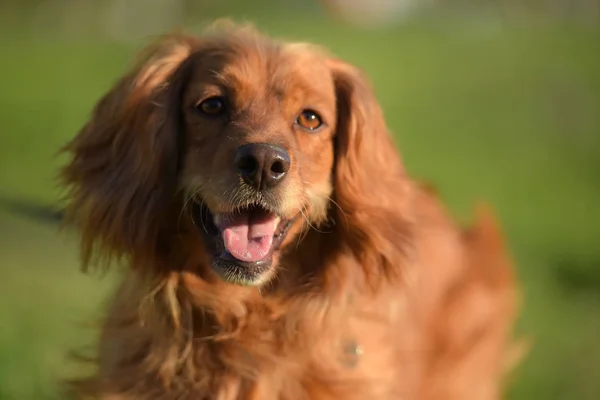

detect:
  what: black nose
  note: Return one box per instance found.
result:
[234,143,291,190]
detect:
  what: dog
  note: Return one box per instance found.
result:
[60,21,519,399]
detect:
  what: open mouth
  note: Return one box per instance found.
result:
[193,202,293,285]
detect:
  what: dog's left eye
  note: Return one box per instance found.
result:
[197,96,226,116]
[296,110,323,131]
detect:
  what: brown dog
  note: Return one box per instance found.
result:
[61,21,519,399]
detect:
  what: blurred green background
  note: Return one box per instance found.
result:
[0,0,599,399]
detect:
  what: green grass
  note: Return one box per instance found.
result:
[1,7,599,399]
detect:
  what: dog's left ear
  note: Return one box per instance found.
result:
[61,34,200,272]
[326,58,414,286]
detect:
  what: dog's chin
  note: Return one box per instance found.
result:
[192,201,295,286]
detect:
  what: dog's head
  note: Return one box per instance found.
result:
[62,22,407,287]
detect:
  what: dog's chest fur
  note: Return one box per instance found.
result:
[94,275,418,400]
[193,293,413,399]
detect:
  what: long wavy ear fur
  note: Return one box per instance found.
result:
[327,59,414,288]
[61,34,200,272]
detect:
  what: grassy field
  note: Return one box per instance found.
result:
[1,4,599,399]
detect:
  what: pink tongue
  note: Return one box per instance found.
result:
[215,211,280,263]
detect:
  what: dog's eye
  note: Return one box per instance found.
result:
[296,110,323,131]
[197,97,226,116]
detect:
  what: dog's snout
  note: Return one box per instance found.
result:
[235,143,290,190]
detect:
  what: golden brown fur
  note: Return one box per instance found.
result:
[61,21,519,399]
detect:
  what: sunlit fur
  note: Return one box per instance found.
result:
[61,21,521,400]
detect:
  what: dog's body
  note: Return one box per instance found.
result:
[61,22,518,399]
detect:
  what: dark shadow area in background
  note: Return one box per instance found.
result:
[553,254,600,300]
[0,196,64,225]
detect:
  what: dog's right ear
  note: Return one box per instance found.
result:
[61,33,200,272]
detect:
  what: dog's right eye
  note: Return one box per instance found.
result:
[196,97,226,116]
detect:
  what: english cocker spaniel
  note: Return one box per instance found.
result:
[61,21,520,400]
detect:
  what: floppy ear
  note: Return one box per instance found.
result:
[327,58,414,287]
[61,34,200,272]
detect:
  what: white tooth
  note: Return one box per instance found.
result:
[213,213,223,226]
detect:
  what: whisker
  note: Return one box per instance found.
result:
[178,179,212,233]
[198,198,209,234]
[295,212,309,250]
[298,205,327,235]
[326,195,348,227]
[178,186,202,231]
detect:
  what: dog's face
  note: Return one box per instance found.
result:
[179,43,337,285]
[62,24,404,288]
